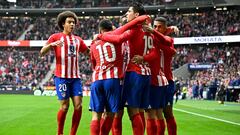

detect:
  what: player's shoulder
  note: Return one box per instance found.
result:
[51,32,63,37]
[73,35,84,41]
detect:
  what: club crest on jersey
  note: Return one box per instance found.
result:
[68,45,76,57]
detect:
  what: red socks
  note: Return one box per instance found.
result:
[90,120,100,135]
[140,112,146,130]
[146,119,157,135]
[131,113,144,135]
[166,117,177,135]
[70,108,82,135]
[156,119,165,135]
[57,109,67,135]
[112,117,122,135]
[100,116,114,135]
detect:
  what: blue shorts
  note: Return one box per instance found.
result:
[166,80,175,106]
[122,72,150,109]
[54,76,82,100]
[149,85,167,109]
[89,79,122,113]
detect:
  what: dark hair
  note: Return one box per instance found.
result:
[129,2,146,15]
[154,17,167,25]
[99,19,113,32]
[57,11,78,30]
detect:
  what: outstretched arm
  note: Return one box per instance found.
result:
[113,15,151,34]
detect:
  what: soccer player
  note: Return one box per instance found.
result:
[90,15,149,135]
[153,17,177,135]
[40,11,88,135]
[97,2,153,135]
[131,21,176,135]
[89,19,124,135]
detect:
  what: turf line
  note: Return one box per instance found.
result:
[173,108,240,126]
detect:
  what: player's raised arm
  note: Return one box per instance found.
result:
[40,40,63,57]
[113,15,151,34]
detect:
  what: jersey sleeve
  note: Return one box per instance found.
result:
[113,15,150,34]
[90,42,96,70]
[143,47,158,63]
[78,37,89,53]
[47,34,57,44]
[153,30,172,46]
[98,30,135,44]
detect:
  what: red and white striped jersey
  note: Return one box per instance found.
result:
[98,25,153,75]
[47,33,88,78]
[90,39,124,82]
[144,48,168,86]
[152,30,177,81]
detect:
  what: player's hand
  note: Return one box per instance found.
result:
[166,26,179,36]
[93,34,99,41]
[50,40,63,47]
[171,26,179,36]
[142,24,154,33]
[131,55,144,64]
[136,15,151,24]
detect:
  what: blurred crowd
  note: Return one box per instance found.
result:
[0,0,162,9]
[0,4,239,102]
[0,47,54,90]
[0,10,239,40]
[174,44,240,102]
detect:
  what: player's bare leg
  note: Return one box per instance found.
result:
[145,109,157,135]
[139,109,146,131]
[57,99,70,135]
[156,109,165,135]
[127,107,144,135]
[112,110,124,135]
[90,111,102,135]
[163,105,177,135]
[70,96,82,135]
[100,112,114,135]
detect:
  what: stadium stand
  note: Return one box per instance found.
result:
[0,0,239,101]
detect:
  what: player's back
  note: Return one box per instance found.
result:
[90,40,124,82]
[127,25,154,75]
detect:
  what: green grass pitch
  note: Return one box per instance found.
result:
[0,95,239,135]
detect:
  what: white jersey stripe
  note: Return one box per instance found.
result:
[72,36,76,78]
[106,68,111,79]
[92,71,96,82]
[60,36,65,78]
[157,75,162,86]
[114,67,118,78]
[140,64,145,75]
[66,36,72,78]
[98,70,103,80]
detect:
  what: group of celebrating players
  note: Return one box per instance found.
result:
[40,2,178,135]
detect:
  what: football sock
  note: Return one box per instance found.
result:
[57,109,67,135]
[111,117,122,135]
[90,120,100,135]
[156,119,165,135]
[146,119,157,135]
[166,117,177,135]
[100,116,114,135]
[70,107,82,135]
[131,113,144,135]
[140,112,146,131]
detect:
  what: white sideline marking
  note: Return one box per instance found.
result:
[173,108,240,126]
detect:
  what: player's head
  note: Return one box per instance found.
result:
[98,19,113,34]
[154,17,168,34]
[57,11,78,34]
[126,2,146,22]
